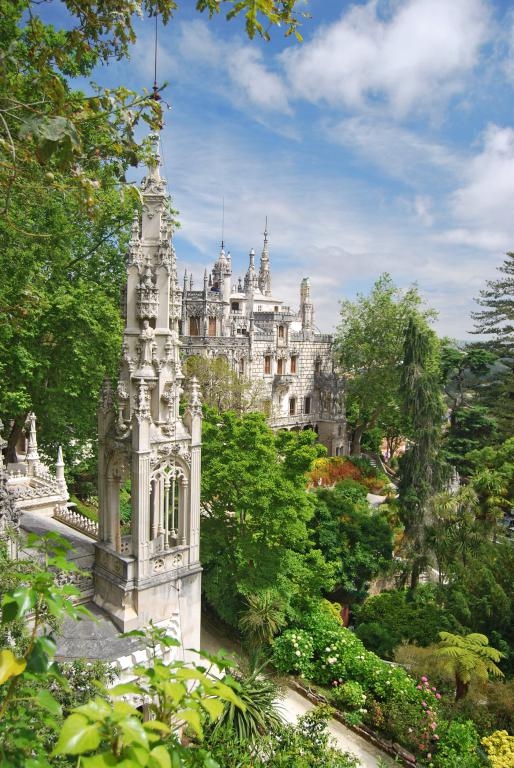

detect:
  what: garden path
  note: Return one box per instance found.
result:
[200,620,394,768]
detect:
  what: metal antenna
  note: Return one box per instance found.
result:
[151,15,161,103]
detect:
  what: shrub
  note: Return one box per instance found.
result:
[431,720,483,768]
[330,680,366,712]
[272,629,314,678]
[309,457,363,487]
[481,730,514,768]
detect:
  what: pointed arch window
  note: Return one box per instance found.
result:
[150,463,188,548]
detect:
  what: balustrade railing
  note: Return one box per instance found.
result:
[53,505,99,539]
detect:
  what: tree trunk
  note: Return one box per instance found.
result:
[455,676,469,701]
[6,415,26,464]
[351,425,364,456]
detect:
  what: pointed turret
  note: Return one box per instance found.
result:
[244,248,259,293]
[55,446,69,500]
[258,219,271,296]
[95,133,202,644]
[25,412,39,475]
[300,277,314,339]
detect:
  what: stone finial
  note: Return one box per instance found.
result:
[25,412,40,471]
[55,446,69,500]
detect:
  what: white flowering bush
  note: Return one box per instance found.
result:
[330,680,366,712]
[272,629,314,678]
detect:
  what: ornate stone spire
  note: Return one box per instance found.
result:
[258,219,271,296]
[244,248,259,293]
[300,277,314,338]
[95,134,202,645]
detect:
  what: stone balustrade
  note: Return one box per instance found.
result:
[53,505,99,539]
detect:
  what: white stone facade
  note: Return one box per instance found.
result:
[180,231,347,456]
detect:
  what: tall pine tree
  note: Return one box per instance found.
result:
[398,316,448,588]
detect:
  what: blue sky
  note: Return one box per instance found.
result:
[62,1,514,338]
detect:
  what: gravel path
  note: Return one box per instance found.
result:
[200,621,394,768]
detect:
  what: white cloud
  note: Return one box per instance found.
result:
[281,0,490,117]
[412,195,433,226]
[226,47,292,114]
[328,116,461,185]
[442,123,514,249]
[176,20,291,114]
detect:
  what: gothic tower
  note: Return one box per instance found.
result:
[94,134,202,649]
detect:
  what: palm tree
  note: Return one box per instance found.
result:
[212,664,284,742]
[239,591,286,650]
[430,631,504,700]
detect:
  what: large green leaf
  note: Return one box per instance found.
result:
[51,713,102,755]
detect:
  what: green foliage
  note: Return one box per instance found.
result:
[271,629,315,678]
[0,532,245,767]
[210,665,283,742]
[0,532,92,766]
[238,590,286,649]
[432,720,483,768]
[472,252,514,355]
[398,315,448,588]
[330,680,366,712]
[430,632,504,701]
[310,481,393,601]
[335,273,433,455]
[200,408,335,627]
[206,707,361,768]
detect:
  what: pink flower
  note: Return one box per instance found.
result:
[421,676,428,683]
[422,701,427,707]
[430,722,437,730]
[435,693,441,699]
[417,685,422,690]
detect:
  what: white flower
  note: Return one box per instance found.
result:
[295,650,302,656]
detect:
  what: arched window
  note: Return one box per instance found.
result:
[150,463,188,548]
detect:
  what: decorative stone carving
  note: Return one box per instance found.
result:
[136,264,159,319]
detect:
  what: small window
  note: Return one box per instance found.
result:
[315,359,321,375]
[289,397,296,416]
[290,355,298,374]
[278,325,285,339]
[277,359,285,375]
[264,355,271,375]
[274,305,279,312]
[239,358,245,375]
[304,396,311,415]
[190,317,200,336]
[208,317,216,336]
[231,301,239,311]
[258,305,262,311]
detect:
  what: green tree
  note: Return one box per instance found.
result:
[183,355,266,415]
[472,252,514,355]
[398,315,447,588]
[200,408,334,627]
[425,486,481,582]
[335,274,433,455]
[430,631,504,701]
[310,480,393,603]
[0,177,131,462]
